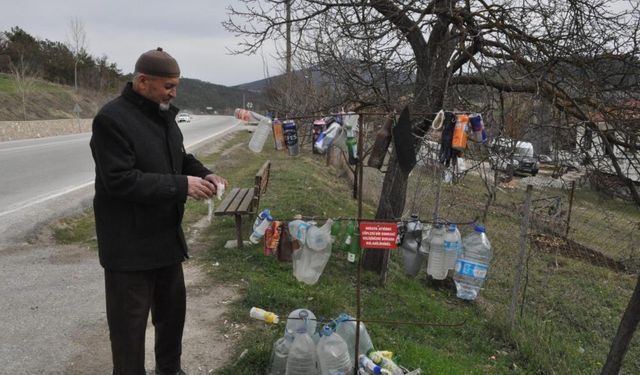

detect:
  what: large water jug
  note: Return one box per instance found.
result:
[334,313,373,367]
[454,224,492,300]
[286,328,319,375]
[426,224,447,280]
[249,118,273,153]
[401,215,425,277]
[443,224,462,271]
[270,337,291,375]
[285,309,317,342]
[316,326,352,375]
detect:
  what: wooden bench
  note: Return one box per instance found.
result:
[214,160,271,248]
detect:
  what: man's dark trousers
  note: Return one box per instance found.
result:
[105,263,186,375]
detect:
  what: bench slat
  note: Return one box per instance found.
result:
[214,188,255,215]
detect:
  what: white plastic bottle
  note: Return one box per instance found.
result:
[270,336,291,375]
[294,220,333,285]
[249,118,273,153]
[426,224,447,280]
[316,325,352,375]
[288,220,311,244]
[335,313,374,367]
[249,211,273,243]
[286,327,319,375]
[314,121,342,153]
[443,224,462,271]
[454,224,492,300]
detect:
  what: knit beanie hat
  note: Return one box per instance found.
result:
[134,47,180,78]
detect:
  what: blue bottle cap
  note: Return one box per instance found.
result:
[337,313,351,322]
[321,325,333,337]
[448,224,457,231]
[474,224,485,233]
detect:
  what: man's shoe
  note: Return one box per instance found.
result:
[155,370,186,375]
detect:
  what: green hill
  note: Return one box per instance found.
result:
[0,73,266,121]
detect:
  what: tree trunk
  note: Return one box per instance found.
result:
[362,151,410,271]
[600,274,640,374]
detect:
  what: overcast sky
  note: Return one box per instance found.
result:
[0,0,280,86]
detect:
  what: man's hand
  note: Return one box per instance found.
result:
[204,174,229,193]
[187,176,215,200]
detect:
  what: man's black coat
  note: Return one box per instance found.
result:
[90,83,211,271]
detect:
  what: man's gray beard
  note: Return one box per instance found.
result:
[159,102,171,111]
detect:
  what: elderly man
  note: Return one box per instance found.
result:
[90,48,226,375]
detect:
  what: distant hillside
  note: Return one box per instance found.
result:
[0,73,267,121]
[173,78,265,115]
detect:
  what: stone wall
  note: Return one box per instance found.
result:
[0,118,93,142]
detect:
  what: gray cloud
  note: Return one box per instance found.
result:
[1,0,277,86]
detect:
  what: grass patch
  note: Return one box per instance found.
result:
[51,130,640,374]
[52,208,97,247]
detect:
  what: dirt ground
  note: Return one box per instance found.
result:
[0,129,250,374]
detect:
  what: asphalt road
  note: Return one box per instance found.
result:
[0,115,240,243]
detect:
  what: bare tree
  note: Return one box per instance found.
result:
[226,2,640,371]
[67,17,88,92]
[10,52,38,121]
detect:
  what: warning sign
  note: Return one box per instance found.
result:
[359,222,397,249]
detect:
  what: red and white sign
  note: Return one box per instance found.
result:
[359,222,397,249]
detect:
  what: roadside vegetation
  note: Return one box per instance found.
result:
[53,131,640,374]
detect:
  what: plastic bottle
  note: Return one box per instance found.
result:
[454,224,492,300]
[367,116,393,169]
[250,211,273,244]
[426,223,447,280]
[306,219,333,251]
[283,120,300,156]
[451,114,469,152]
[367,351,403,375]
[315,120,342,153]
[289,220,311,244]
[317,325,352,375]
[249,118,273,153]
[330,220,343,250]
[443,224,462,271]
[401,214,425,277]
[286,327,319,375]
[358,355,389,375]
[285,309,318,342]
[348,228,360,264]
[344,112,359,165]
[469,114,485,143]
[249,307,279,324]
[270,337,291,375]
[312,119,326,154]
[335,313,374,367]
[273,118,286,151]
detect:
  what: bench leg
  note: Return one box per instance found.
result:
[235,214,243,249]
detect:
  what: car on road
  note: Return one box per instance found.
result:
[491,138,539,176]
[177,113,191,123]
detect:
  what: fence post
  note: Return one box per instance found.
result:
[565,181,576,237]
[510,184,533,329]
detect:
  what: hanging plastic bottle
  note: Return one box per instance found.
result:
[270,336,291,375]
[451,114,469,152]
[454,224,493,301]
[330,220,343,250]
[401,214,425,277]
[249,118,273,153]
[443,224,462,271]
[317,325,352,375]
[289,220,311,244]
[283,120,300,156]
[344,112,359,165]
[285,309,318,342]
[348,228,360,264]
[286,325,319,375]
[314,120,342,154]
[250,211,273,244]
[312,119,326,154]
[305,219,333,251]
[426,223,447,280]
[368,116,394,169]
[469,114,485,143]
[335,313,374,367]
[272,118,286,151]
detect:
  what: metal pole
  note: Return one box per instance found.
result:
[354,113,364,374]
[510,184,533,329]
[565,181,576,237]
